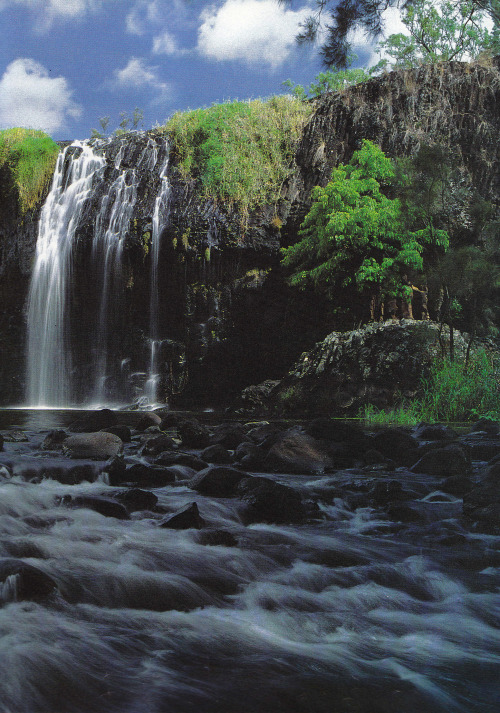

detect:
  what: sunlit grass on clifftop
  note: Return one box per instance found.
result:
[158,96,312,217]
[0,128,59,215]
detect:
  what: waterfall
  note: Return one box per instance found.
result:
[26,142,105,407]
[145,147,171,406]
[26,135,171,408]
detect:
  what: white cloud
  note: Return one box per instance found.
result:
[125,0,161,35]
[197,0,310,68]
[152,30,179,55]
[348,6,408,66]
[113,57,172,103]
[0,0,102,28]
[0,58,81,133]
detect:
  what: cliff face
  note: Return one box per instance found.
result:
[0,59,499,407]
[282,58,500,239]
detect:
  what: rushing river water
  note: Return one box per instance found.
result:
[0,411,498,713]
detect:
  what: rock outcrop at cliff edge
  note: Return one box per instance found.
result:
[264,320,471,416]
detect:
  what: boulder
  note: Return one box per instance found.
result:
[125,463,177,488]
[0,433,3,451]
[135,412,162,431]
[190,466,246,497]
[210,423,247,450]
[115,488,158,512]
[159,502,205,529]
[304,418,367,446]
[178,419,211,449]
[104,455,127,485]
[40,429,67,450]
[68,408,118,433]
[263,426,332,474]
[102,425,132,443]
[62,432,123,460]
[470,417,499,435]
[441,474,473,496]
[200,444,233,465]
[236,476,307,524]
[411,444,471,477]
[457,434,500,461]
[372,428,418,466]
[413,423,457,441]
[141,434,176,456]
[463,481,500,515]
[0,559,57,601]
[61,494,130,520]
[41,464,98,485]
[196,529,238,547]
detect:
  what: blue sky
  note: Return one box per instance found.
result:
[0,0,405,140]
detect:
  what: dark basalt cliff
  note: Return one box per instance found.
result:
[0,59,499,406]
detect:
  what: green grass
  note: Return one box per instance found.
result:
[0,127,59,214]
[158,96,312,217]
[363,348,500,425]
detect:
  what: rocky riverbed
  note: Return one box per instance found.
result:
[0,409,498,712]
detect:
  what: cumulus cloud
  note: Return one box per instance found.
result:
[197,0,310,68]
[0,58,81,134]
[125,0,161,35]
[152,30,179,55]
[112,57,172,103]
[0,0,102,28]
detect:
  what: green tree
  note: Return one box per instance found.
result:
[283,56,384,99]
[278,1,499,68]
[281,140,449,320]
[378,0,494,68]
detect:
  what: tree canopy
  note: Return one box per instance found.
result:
[281,140,449,318]
[279,0,500,67]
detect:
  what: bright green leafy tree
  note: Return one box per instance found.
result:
[282,55,385,99]
[281,140,449,319]
[378,0,495,68]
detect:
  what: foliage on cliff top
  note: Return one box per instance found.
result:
[0,128,59,215]
[160,96,312,216]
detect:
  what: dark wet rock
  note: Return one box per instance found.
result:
[159,502,205,529]
[61,494,130,520]
[411,444,471,477]
[263,426,333,474]
[370,480,415,506]
[305,418,368,447]
[457,434,500,461]
[245,423,283,447]
[135,412,162,431]
[178,419,211,449]
[372,428,418,466]
[467,503,500,532]
[3,431,28,443]
[233,442,266,469]
[0,465,11,479]
[239,380,280,411]
[23,515,70,529]
[154,452,208,471]
[413,423,458,441]
[470,417,499,435]
[125,463,177,487]
[210,423,247,450]
[386,503,424,522]
[463,480,500,515]
[362,449,388,465]
[40,429,68,450]
[200,444,233,465]
[190,466,247,497]
[163,464,197,481]
[102,425,132,443]
[141,434,176,456]
[104,455,127,485]
[159,413,182,430]
[68,408,118,433]
[236,476,307,524]
[196,529,238,547]
[441,474,473,496]
[304,549,368,568]
[41,464,98,485]
[115,488,158,512]
[0,559,57,600]
[63,432,123,460]
[0,433,3,451]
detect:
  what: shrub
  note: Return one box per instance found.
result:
[0,128,59,214]
[158,96,311,217]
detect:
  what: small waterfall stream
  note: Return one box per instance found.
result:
[26,135,171,408]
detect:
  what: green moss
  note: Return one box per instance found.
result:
[0,128,59,214]
[158,96,312,218]
[142,231,151,255]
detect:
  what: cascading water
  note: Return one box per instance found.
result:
[26,135,171,408]
[26,142,106,407]
[145,147,171,406]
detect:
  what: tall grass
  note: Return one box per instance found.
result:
[0,128,59,214]
[159,96,312,217]
[363,348,500,425]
